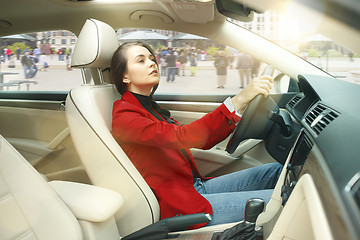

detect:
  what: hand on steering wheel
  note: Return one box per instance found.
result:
[235,76,274,114]
[226,66,278,154]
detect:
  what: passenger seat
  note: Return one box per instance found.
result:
[0,134,122,240]
[0,134,83,239]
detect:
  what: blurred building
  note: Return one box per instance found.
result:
[36,30,76,54]
[229,11,283,43]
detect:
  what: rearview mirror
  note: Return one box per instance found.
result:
[215,0,260,22]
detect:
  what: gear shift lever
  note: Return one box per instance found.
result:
[244,198,266,224]
[218,198,266,240]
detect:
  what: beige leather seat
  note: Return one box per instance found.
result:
[0,132,123,240]
[0,134,83,240]
[66,19,160,237]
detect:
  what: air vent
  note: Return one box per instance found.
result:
[287,95,303,108]
[305,104,339,135]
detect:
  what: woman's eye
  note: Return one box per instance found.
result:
[138,59,144,63]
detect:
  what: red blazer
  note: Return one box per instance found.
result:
[112,91,240,228]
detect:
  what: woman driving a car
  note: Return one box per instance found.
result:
[111,41,282,228]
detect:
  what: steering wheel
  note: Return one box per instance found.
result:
[225,67,279,154]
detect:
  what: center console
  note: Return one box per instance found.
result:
[281,131,313,206]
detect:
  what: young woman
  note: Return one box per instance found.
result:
[111,41,282,229]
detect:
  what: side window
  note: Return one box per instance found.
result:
[0,30,82,92]
[117,28,265,95]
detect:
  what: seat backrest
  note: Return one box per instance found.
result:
[0,135,83,240]
[66,19,160,236]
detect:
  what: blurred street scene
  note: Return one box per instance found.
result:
[0,55,359,94]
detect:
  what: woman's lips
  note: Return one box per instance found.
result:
[150,70,158,75]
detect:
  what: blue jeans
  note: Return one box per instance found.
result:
[194,163,282,226]
[23,65,33,79]
[23,65,30,79]
[161,66,167,76]
[30,65,38,78]
[167,67,177,82]
[23,65,38,79]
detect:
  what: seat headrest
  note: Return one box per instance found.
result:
[71,18,119,69]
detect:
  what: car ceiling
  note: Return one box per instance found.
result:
[1,0,359,53]
[0,0,226,36]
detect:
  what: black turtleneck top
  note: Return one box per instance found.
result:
[130,92,177,125]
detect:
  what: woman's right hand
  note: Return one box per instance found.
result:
[231,75,274,114]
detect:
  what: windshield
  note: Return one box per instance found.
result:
[230,11,359,85]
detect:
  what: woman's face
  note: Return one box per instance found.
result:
[123,45,159,96]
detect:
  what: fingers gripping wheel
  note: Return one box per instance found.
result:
[226,65,278,154]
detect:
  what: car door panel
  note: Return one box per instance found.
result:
[0,96,90,184]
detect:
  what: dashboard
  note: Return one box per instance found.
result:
[274,74,360,239]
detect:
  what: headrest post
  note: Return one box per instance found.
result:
[97,68,104,84]
[80,68,93,85]
[80,68,87,84]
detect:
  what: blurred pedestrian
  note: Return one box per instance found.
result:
[57,49,62,61]
[237,53,253,88]
[33,47,41,62]
[190,54,197,76]
[1,48,5,61]
[214,50,229,88]
[66,54,72,71]
[6,48,12,61]
[16,47,21,60]
[178,51,187,76]
[29,52,38,78]
[50,48,55,60]
[21,51,36,79]
[176,61,181,76]
[160,55,167,77]
[166,50,177,82]
[23,48,30,55]
[39,53,49,71]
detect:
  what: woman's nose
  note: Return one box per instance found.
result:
[148,58,156,67]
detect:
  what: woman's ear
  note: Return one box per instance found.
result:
[123,75,130,84]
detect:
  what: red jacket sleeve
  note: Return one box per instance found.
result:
[112,100,240,150]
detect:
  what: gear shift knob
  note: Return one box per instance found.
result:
[244,198,266,223]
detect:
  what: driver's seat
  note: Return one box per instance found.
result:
[66,18,160,236]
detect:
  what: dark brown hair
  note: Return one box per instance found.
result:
[111,41,158,95]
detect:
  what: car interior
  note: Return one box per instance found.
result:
[1,0,360,240]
